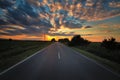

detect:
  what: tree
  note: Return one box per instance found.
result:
[58,39,64,42]
[101,37,118,49]
[63,38,69,42]
[58,38,70,44]
[51,38,56,42]
[69,35,90,46]
[9,38,12,41]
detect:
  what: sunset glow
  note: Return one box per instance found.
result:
[0,0,120,42]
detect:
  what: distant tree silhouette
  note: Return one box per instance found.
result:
[69,35,90,46]
[58,39,64,42]
[9,38,12,41]
[101,37,119,50]
[64,38,69,42]
[51,38,56,42]
[58,38,69,44]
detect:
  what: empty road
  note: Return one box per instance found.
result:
[0,42,120,80]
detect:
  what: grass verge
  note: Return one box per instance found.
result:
[72,47,120,75]
[0,40,51,73]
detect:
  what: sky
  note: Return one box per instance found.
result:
[0,0,120,42]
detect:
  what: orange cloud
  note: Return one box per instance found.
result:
[109,1,120,8]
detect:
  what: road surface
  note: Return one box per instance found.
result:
[0,42,120,80]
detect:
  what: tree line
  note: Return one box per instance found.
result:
[51,35,120,50]
[101,37,120,50]
[51,35,90,46]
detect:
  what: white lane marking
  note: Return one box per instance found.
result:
[58,52,60,60]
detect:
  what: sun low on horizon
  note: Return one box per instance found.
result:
[0,0,120,42]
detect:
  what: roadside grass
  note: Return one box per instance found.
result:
[72,47,120,74]
[76,42,120,64]
[0,39,51,72]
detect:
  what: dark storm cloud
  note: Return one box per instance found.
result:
[0,19,9,25]
[0,0,15,9]
[0,0,53,36]
[64,22,83,29]
[0,25,47,36]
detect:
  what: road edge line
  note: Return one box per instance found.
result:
[0,44,51,75]
[71,47,120,77]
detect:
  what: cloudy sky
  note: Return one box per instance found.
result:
[0,0,120,42]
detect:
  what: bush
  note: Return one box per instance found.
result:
[51,38,56,42]
[101,37,119,50]
[58,38,69,44]
[69,35,90,46]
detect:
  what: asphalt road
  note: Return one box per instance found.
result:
[0,42,120,80]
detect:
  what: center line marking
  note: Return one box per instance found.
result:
[58,52,60,59]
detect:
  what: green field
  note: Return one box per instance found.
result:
[72,42,120,74]
[0,39,51,72]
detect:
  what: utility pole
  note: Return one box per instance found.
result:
[43,27,45,41]
[44,32,45,41]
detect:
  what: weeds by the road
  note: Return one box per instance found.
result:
[75,42,120,64]
[0,39,51,72]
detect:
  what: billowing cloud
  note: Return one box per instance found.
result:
[0,0,120,40]
[109,1,120,8]
[49,32,75,36]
